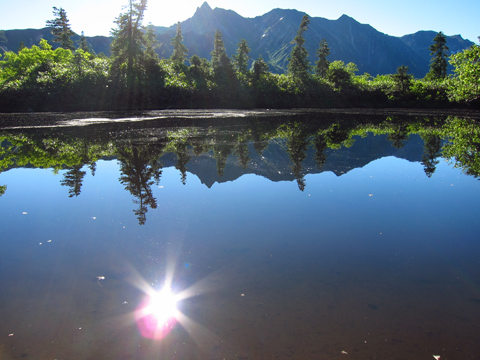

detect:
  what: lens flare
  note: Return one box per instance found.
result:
[135,287,179,339]
[126,258,224,344]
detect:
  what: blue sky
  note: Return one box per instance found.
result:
[1,0,478,42]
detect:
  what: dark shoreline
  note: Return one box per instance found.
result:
[1,108,479,130]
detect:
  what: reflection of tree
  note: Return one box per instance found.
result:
[441,117,480,178]
[88,161,97,177]
[60,164,86,197]
[7,113,480,199]
[59,142,98,197]
[387,124,409,149]
[253,139,269,156]
[324,123,349,149]
[314,134,328,170]
[213,146,230,178]
[192,139,206,157]
[167,129,194,184]
[174,141,191,185]
[212,135,235,178]
[0,185,6,197]
[285,124,310,191]
[250,125,269,156]
[234,136,250,169]
[118,144,164,225]
[421,133,441,177]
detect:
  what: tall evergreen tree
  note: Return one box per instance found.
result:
[111,0,149,70]
[315,38,330,78]
[46,7,75,50]
[211,30,234,83]
[170,22,188,64]
[144,24,159,59]
[427,31,449,80]
[110,0,160,106]
[252,55,269,82]
[211,30,227,69]
[233,39,251,75]
[288,14,311,80]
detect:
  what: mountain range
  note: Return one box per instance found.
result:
[0,2,474,78]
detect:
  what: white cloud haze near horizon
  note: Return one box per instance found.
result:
[1,0,478,42]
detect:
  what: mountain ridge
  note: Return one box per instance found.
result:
[0,2,474,77]
[159,133,427,188]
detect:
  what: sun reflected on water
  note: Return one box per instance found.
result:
[134,287,180,339]
[125,256,224,345]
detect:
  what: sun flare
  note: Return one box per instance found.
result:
[135,287,180,339]
[125,253,225,344]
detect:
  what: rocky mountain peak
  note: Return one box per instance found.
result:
[196,2,213,14]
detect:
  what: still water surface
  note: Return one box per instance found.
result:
[0,110,480,359]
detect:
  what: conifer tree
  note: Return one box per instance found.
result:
[427,31,449,80]
[111,0,149,68]
[288,14,311,80]
[252,55,269,83]
[46,7,75,50]
[233,39,251,75]
[144,24,159,59]
[211,30,234,83]
[170,22,188,64]
[211,30,227,69]
[110,0,157,105]
[315,38,330,78]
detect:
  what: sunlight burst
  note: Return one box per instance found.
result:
[135,287,180,339]
[126,253,226,344]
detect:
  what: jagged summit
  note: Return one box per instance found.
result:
[337,14,355,21]
[1,4,474,78]
[196,2,212,13]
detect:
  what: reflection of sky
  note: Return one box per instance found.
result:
[1,156,480,247]
[1,154,480,357]
[2,155,479,264]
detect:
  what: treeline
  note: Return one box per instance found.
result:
[0,1,479,112]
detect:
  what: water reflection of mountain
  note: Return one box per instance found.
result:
[161,134,426,187]
[3,112,478,225]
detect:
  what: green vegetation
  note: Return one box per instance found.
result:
[0,1,479,111]
[1,111,479,224]
[448,44,480,103]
